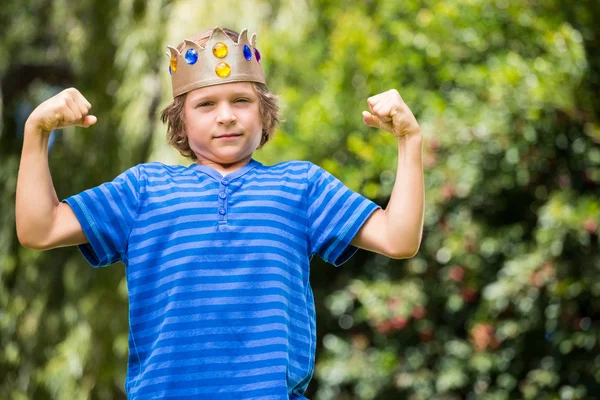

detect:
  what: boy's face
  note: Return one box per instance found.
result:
[183,82,263,169]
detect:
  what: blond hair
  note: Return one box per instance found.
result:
[160,28,280,161]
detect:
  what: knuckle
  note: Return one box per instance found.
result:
[65,88,78,98]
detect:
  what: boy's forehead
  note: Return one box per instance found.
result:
[187,82,256,100]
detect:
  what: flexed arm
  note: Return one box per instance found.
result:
[351,89,424,259]
[16,88,96,250]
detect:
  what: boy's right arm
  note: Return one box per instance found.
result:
[16,88,97,250]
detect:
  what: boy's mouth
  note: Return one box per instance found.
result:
[215,133,243,139]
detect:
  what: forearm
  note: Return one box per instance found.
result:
[16,122,60,248]
[383,133,424,257]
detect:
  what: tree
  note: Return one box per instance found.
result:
[1,1,168,398]
[255,0,600,398]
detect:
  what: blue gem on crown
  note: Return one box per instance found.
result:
[185,48,198,65]
[243,45,252,61]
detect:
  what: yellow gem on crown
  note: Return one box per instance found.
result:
[215,62,231,78]
[212,42,228,58]
[170,56,177,72]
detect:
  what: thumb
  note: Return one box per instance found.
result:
[362,111,381,128]
[79,115,97,128]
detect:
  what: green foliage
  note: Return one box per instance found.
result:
[1,0,598,399]
[1,1,170,398]
[257,0,599,398]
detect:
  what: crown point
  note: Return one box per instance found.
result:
[183,39,197,49]
[167,46,180,58]
[209,26,229,43]
[238,29,249,44]
[250,33,257,48]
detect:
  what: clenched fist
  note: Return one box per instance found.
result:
[362,89,421,139]
[26,88,96,133]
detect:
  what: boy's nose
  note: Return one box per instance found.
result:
[216,104,236,125]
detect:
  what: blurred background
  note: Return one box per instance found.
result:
[1,0,599,399]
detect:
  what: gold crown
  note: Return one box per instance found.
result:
[166,27,266,98]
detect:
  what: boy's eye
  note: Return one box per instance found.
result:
[234,98,250,103]
[197,101,213,107]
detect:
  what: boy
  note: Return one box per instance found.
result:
[16,27,424,399]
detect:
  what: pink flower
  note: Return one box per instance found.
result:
[411,305,427,320]
[470,323,500,351]
[583,218,597,233]
[376,320,392,334]
[428,138,441,151]
[390,316,407,330]
[530,262,555,288]
[448,265,465,282]
[441,182,455,200]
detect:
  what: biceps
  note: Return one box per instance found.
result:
[350,209,391,255]
[47,202,88,249]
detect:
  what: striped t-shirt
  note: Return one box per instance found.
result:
[64,159,380,399]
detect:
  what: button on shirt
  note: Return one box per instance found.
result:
[63,159,380,399]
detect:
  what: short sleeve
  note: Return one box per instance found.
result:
[62,165,142,267]
[306,162,380,266]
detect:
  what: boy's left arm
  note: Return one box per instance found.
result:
[351,89,424,259]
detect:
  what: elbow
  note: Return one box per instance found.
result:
[17,233,43,250]
[16,226,49,251]
[16,210,54,250]
[388,248,419,260]
[387,241,421,260]
[386,227,423,259]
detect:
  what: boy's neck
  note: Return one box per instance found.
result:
[196,156,253,177]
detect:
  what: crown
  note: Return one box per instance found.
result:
[166,27,266,98]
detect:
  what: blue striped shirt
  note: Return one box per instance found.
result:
[64,159,380,399]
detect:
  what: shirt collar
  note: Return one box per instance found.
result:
[189,158,261,182]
